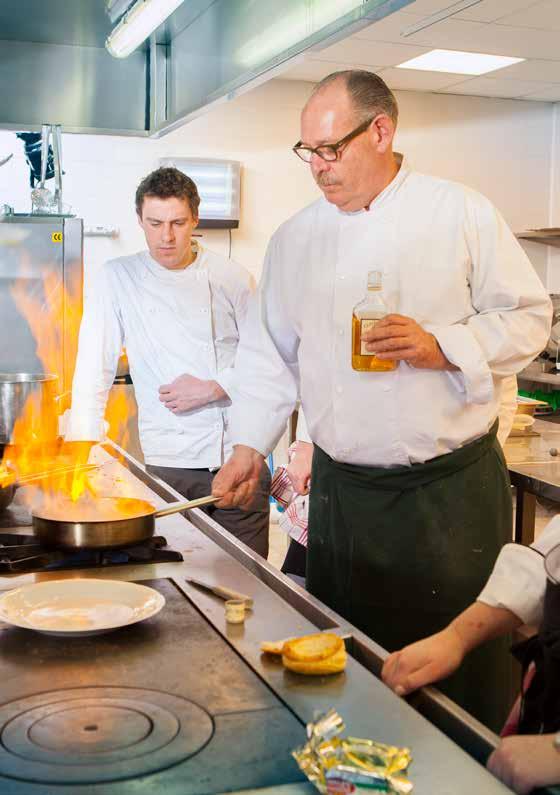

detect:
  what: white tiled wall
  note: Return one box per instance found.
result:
[0,78,555,288]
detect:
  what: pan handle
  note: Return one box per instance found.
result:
[153,495,219,518]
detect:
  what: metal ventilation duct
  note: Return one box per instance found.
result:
[0,0,414,136]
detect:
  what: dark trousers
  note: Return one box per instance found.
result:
[146,464,270,558]
[281,539,307,578]
[307,428,513,733]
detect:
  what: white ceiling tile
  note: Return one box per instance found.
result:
[471,23,560,59]
[403,0,469,14]
[280,59,385,83]
[350,11,425,42]
[521,85,560,101]
[456,0,542,23]
[312,38,429,67]
[406,16,560,59]
[495,0,560,31]
[494,59,560,83]
[400,18,488,49]
[381,66,467,90]
[441,75,554,97]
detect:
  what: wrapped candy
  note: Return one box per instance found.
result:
[293,709,413,794]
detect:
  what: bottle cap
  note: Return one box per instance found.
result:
[367,270,382,289]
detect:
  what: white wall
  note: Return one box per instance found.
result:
[547,102,560,293]
[0,79,554,288]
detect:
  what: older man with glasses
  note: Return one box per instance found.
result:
[213,70,552,730]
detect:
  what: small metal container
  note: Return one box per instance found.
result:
[225,599,246,624]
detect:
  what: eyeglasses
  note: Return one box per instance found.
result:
[292,117,375,163]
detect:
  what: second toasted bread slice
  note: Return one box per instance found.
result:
[282,632,343,663]
[282,645,347,675]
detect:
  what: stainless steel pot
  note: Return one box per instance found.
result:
[0,373,59,445]
[32,495,219,549]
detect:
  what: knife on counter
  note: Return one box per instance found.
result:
[185,577,253,609]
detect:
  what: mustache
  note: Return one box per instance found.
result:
[316,173,340,187]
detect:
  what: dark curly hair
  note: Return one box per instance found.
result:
[135,167,200,218]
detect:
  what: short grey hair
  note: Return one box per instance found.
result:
[310,69,398,126]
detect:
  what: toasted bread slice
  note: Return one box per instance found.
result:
[282,645,347,675]
[282,632,343,663]
[260,639,289,656]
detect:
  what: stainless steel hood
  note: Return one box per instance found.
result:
[0,0,415,137]
[0,0,147,135]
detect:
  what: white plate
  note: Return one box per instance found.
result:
[0,579,165,637]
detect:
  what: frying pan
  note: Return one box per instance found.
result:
[32,494,219,549]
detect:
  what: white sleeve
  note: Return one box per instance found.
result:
[228,235,299,456]
[429,195,551,405]
[214,262,255,398]
[65,264,123,441]
[295,409,312,444]
[496,375,518,446]
[478,515,560,626]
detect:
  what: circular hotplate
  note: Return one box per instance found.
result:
[0,686,214,784]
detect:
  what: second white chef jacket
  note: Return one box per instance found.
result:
[478,515,560,627]
[229,157,552,466]
[66,246,254,468]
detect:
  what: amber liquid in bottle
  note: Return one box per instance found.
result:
[351,271,396,372]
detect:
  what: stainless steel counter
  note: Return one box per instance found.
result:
[504,418,560,544]
[518,367,560,387]
[0,443,513,794]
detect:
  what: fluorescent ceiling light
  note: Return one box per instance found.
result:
[396,49,525,76]
[106,0,184,59]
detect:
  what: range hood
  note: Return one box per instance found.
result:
[0,0,414,137]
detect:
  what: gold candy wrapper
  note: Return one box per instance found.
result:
[293,709,413,794]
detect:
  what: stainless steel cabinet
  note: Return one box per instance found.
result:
[0,214,83,398]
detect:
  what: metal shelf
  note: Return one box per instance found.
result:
[516,229,560,248]
[518,368,560,385]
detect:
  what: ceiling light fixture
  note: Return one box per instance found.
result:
[396,49,525,76]
[106,0,184,59]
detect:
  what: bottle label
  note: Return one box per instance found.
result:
[360,319,378,355]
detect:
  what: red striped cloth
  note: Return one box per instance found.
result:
[270,467,309,547]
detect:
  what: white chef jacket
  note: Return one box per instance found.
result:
[478,515,560,627]
[496,375,518,447]
[229,157,552,466]
[66,247,254,468]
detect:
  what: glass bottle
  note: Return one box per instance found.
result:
[351,270,396,372]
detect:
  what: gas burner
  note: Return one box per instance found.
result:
[0,535,183,573]
[0,686,214,784]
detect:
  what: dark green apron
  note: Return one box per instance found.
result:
[307,422,513,733]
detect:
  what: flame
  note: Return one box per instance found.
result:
[1,263,138,514]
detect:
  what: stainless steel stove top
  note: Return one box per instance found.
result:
[0,578,306,793]
[0,533,183,573]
